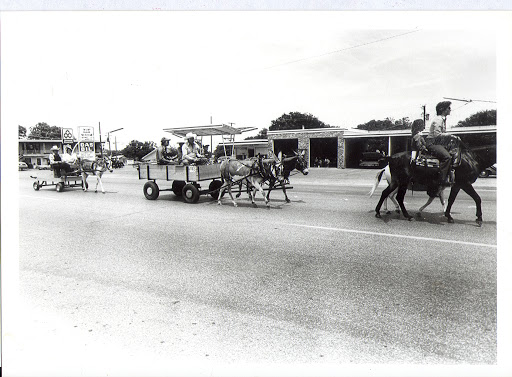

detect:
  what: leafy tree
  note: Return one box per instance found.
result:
[120,140,157,161]
[19,125,27,139]
[245,128,268,140]
[213,144,234,160]
[454,109,496,127]
[269,112,330,131]
[356,117,411,131]
[28,122,62,139]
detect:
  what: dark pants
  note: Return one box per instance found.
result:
[427,144,451,182]
[51,162,72,177]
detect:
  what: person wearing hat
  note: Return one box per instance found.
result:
[156,137,178,165]
[426,101,461,185]
[181,132,206,165]
[49,145,72,177]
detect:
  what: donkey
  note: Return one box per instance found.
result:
[375,143,496,226]
[79,156,113,194]
[267,150,309,203]
[217,157,270,207]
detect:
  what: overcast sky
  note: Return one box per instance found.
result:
[2,11,503,149]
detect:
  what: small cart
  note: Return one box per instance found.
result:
[31,169,86,192]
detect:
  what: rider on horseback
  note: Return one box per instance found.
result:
[411,119,428,161]
[425,101,461,185]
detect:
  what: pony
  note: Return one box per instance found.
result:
[78,155,113,194]
[217,157,271,207]
[374,143,496,226]
[267,150,309,203]
[369,165,447,214]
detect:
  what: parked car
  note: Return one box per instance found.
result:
[479,163,496,178]
[19,161,28,171]
[359,151,386,169]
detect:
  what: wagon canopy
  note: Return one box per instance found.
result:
[163,124,257,156]
[163,124,256,138]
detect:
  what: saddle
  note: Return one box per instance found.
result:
[412,154,440,169]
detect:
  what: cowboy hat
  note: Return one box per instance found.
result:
[185,132,197,139]
[51,145,59,151]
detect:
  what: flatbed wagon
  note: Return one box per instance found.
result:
[139,163,223,203]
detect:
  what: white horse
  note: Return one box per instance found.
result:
[79,156,113,194]
[369,165,447,215]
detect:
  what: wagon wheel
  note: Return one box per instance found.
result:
[172,180,186,196]
[143,181,159,200]
[56,182,64,192]
[182,184,200,204]
[208,180,223,199]
[33,182,40,191]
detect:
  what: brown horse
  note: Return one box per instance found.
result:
[375,144,496,226]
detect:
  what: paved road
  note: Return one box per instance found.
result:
[8,167,498,376]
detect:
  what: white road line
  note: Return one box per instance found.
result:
[285,223,497,249]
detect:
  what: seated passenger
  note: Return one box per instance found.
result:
[157,137,178,165]
[181,133,207,165]
[49,145,72,177]
[61,146,79,171]
[411,119,428,161]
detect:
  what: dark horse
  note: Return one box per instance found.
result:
[375,143,496,226]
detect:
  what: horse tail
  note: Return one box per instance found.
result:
[369,167,386,197]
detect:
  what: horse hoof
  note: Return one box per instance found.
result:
[233,203,238,207]
[285,199,291,203]
[416,212,422,217]
[476,218,483,227]
[447,217,454,224]
[375,213,381,219]
[406,216,413,221]
[386,211,391,215]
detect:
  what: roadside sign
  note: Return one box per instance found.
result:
[78,141,95,159]
[62,128,74,143]
[78,126,95,142]
[78,126,95,159]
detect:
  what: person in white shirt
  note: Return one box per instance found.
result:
[181,133,206,165]
[425,101,460,185]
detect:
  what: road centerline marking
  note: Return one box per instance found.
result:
[285,223,497,249]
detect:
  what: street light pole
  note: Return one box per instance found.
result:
[106,128,124,155]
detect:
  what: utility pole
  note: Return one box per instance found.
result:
[99,122,103,157]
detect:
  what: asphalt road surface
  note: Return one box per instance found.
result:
[8,167,498,376]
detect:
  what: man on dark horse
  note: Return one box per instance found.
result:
[425,101,461,186]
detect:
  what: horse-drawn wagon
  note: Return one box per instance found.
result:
[138,124,254,203]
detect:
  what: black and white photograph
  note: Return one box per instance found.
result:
[2,4,512,377]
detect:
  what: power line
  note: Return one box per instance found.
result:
[263,29,420,70]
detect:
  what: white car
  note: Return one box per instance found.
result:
[19,161,28,171]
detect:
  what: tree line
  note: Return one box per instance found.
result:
[19,109,496,160]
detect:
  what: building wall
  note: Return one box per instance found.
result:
[268,129,346,168]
